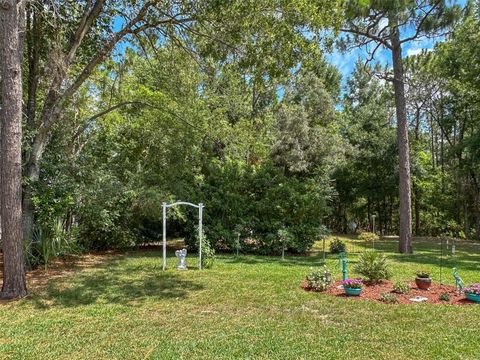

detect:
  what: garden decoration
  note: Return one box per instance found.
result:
[162,201,204,271]
[337,252,348,281]
[342,279,363,296]
[233,224,243,257]
[415,271,432,290]
[371,215,376,249]
[175,249,188,270]
[235,233,240,257]
[452,267,464,294]
[440,237,445,284]
[409,296,428,303]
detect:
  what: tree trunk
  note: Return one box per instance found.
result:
[0,0,27,299]
[391,26,413,254]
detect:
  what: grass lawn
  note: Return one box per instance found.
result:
[1,236,480,359]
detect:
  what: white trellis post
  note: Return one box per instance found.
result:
[198,203,203,270]
[162,202,167,271]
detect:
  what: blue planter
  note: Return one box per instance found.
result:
[344,287,362,296]
[465,293,480,303]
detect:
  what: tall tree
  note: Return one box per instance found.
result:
[21,0,340,248]
[0,0,27,299]
[340,0,462,253]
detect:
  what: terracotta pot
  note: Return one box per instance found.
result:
[415,277,432,290]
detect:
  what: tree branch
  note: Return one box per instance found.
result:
[340,24,392,49]
[400,0,441,44]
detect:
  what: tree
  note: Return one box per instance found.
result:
[0,0,27,299]
[21,0,341,248]
[340,0,462,253]
[332,61,397,234]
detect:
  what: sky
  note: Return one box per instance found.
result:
[326,0,468,86]
[325,35,442,88]
[326,36,440,81]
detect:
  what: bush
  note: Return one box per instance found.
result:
[329,238,346,254]
[439,293,451,302]
[27,220,82,270]
[380,292,398,303]
[305,266,333,291]
[354,251,391,283]
[392,282,411,294]
[197,231,215,269]
[184,160,333,254]
[358,232,379,243]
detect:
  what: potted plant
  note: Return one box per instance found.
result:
[342,278,363,296]
[415,271,432,290]
[463,284,480,303]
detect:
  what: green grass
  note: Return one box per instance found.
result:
[1,236,480,359]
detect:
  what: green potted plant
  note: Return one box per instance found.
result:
[463,284,480,303]
[415,271,432,290]
[342,278,363,296]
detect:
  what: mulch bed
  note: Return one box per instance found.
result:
[302,280,477,305]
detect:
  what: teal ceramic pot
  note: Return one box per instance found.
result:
[465,292,480,303]
[344,287,362,296]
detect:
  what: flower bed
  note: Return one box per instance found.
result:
[314,280,477,305]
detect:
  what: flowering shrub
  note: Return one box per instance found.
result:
[463,284,480,295]
[342,278,363,289]
[305,266,332,291]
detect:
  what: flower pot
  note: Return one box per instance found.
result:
[415,277,431,290]
[465,293,480,303]
[344,287,362,296]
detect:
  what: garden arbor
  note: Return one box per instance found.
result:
[162,201,204,271]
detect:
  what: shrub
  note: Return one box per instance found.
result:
[439,293,451,301]
[416,271,430,278]
[197,230,215,269]
[380,292,398,303]
[341,278,363,289]
[305,266,333,291]
[392,282,411,294]
[329,238,346,254]
[354,251,391,283]
[358,232,379,243]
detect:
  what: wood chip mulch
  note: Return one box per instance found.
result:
[302,280,478,305]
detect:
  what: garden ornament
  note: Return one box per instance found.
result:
[175,249,188,270]
[336,252,348,281]
[452,267,463,293]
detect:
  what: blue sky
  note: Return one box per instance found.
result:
[326,0,467,84]
[325,35,442,84]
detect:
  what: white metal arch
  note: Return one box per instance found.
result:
[162,201,204,271]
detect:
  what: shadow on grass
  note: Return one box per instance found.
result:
[30,252,204,309]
